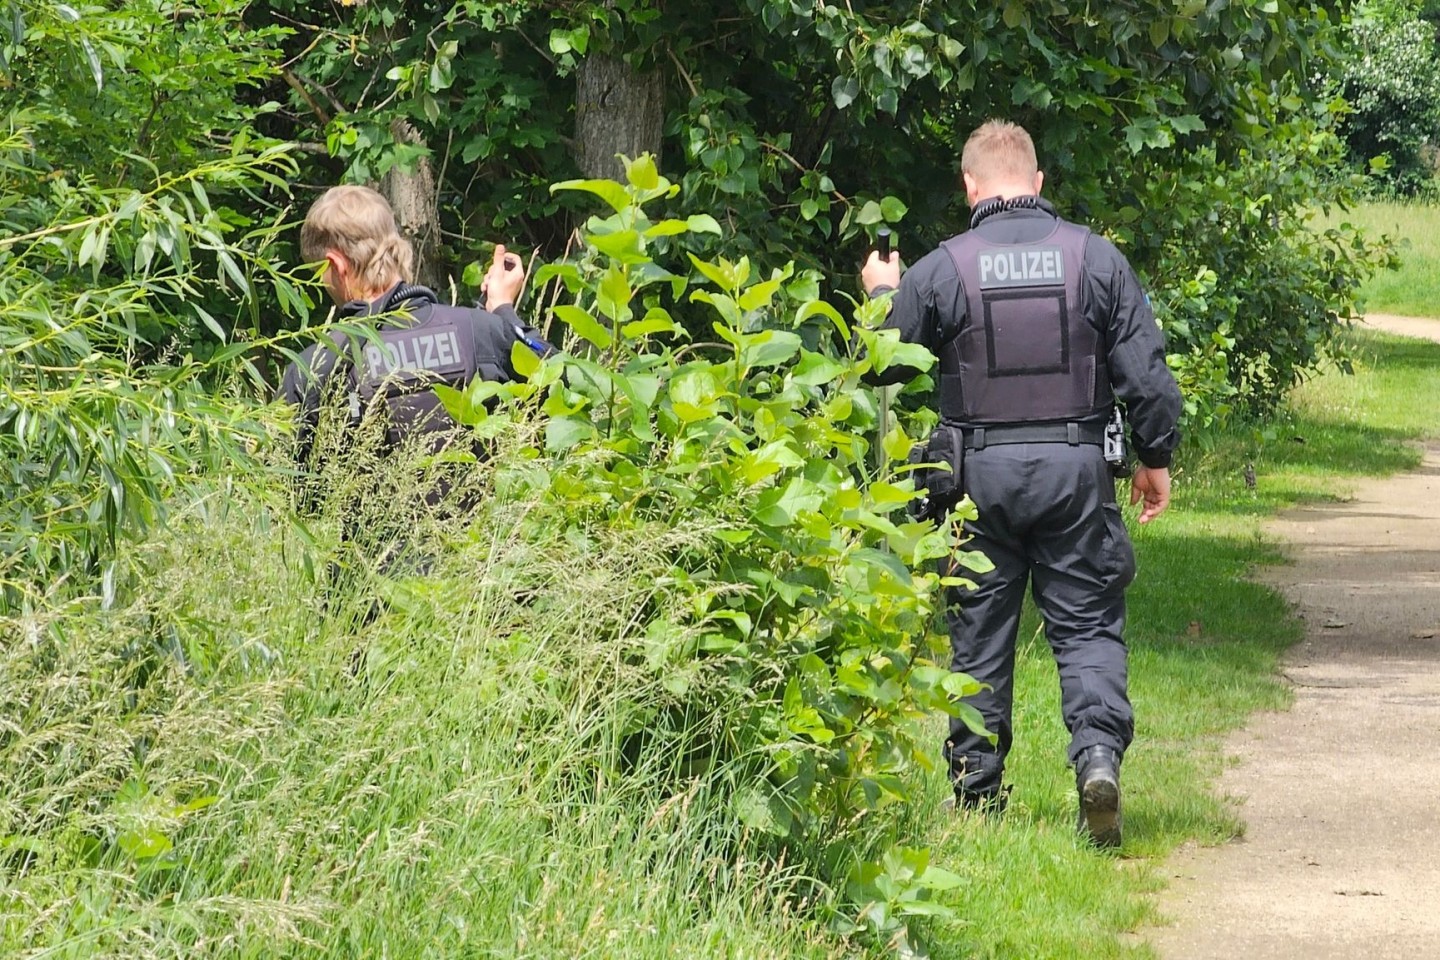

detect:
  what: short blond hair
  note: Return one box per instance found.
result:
[961,121,1039,186]
[300,185,414,291]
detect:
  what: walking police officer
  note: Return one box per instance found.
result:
[861,121,1182,847]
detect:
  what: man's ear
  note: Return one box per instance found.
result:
[1034,170,1045,196]
[963,171,979,206]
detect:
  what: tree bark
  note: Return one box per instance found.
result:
[574,53,664,179]
[379,118,445,290]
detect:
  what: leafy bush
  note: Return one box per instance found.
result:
[1336,0,1440,194]
[0,0,311,608]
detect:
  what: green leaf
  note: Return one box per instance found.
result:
[880,196,908,221]
[554,304,613,349]
[510,338,541,378]
[644,219,691,237]
[791,349,847,386]
[831,75,859,109]
[685,214,722,235]
[546,415,595,452]
[740,330,801,367]
[589,229,646,263]
[117,828,172,860]
[551,178,632,214]
[626,154,660,190]
[742,439,804,484]
[881,425,912,462]
[737,276,784,312]
[796,300,850,340]
[856,200,884,225]
[597,267,634,322]
[623,308,682,338]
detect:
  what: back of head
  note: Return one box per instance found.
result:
[961,121,1039,193]
[301,185,414,296]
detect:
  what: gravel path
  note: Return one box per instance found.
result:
[1143,313,1440,959]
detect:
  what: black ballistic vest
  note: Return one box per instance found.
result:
[939,220,1109,425]
[337,285,480,445]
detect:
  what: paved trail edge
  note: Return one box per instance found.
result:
[1144,314,1440,960]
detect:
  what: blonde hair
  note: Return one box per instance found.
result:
[300,185,414,292]
[961,121,1039,187]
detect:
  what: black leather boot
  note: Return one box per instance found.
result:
[1075,745,1122,848]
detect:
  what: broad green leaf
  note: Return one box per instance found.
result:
[737,276,784,312]
[626,154,660,190]
[791,349,847,386]
[589,229,646,263]
[554,304,613,349]
[742,439,804,484]
[796,300,850,340]
[596,267,633,321]
[546,415,595,452]
[685,213,722,235]
[643,219,690,237]
[510,338,540,378]
[740,330,801,367]
[880,195,908,221]
[551,178,631,214]
[117,828,172,860]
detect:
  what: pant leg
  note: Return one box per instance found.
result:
[943,453,1032,795]
[1025,448,1137,763]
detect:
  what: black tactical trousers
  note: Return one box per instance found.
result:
[943,442,1137,797]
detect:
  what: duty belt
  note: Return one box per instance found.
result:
[962,421,1106,451]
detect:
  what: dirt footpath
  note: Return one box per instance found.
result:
[1144,314,1440,960]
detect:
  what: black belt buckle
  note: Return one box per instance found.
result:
[1066,422,1079,445]
[970,427,986,451]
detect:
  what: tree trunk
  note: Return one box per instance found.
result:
[574,53,664,179]
[379,118,445,290]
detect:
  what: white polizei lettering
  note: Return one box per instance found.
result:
[979,253,994,284]
[993,253,1009,281]
[1026,250,1042,278]
[365,344,387,378]
[395,337,414,372]
[419,335,437,370]
[436,330,456,366]
[1042,250,1056,278]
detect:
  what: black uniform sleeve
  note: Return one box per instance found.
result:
[279,342,340,463]
[478,304,555,381]
[863,248,964,386]
[1087,237,1183,468]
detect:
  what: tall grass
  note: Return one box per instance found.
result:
[0,420,848,958]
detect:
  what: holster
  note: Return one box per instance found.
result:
[907,424,965,524]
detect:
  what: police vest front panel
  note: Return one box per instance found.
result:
[940,221,1108,425]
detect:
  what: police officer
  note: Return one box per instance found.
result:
[861,121,1182,847]
[282,185,551,565]
[283,184,549,455]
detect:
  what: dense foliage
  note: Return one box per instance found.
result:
[1336,0,1440,194]
[0,0,314,607]
[257,0,1391,417]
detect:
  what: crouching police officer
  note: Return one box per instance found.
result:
[861,121,1182,847]
[281,185,551,563]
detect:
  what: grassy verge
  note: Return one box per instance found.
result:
[1319,200,1440,316]
[909,328,1440,958]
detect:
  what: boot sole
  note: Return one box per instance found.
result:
[1080,777,1122,848]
